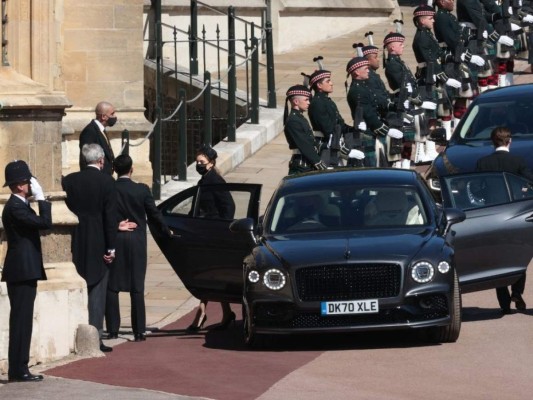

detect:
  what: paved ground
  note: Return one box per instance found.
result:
[2,4,533,399]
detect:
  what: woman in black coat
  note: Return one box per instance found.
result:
[187,145,236,332]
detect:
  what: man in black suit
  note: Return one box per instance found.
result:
[62,144,117,352]
[79,101,117,175]
[105,155,172,342]
[2,160,51,382]
[476,126,533,314]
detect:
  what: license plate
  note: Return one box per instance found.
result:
[321,299,379,315]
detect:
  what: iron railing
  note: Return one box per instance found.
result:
[143,0,277,199]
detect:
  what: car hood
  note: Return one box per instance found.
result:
[434,139,533,176]
[263,229,434,266]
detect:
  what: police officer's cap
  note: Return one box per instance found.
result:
[309,70,331,88]
[413,4,435,18]
[4,160,33,187]
[286,85,312,98]
[383,32,405,47]
[346,57,369,74]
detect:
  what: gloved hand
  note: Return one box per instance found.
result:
[406,83,413,93]
[357,121,367,131]
[509,6,514,15]
[469,54,485,66]
[511,22,521,31]
[348,149,365,160]
[498,35,514,46]
[482,30,488,39]
[421,101,437,110]
[523,14,533,23]
[387,128,403,139]
[446,78,462,88]
[403,100,410,109]
[30,177,45,201]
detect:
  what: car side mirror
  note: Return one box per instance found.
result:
[229,217,257,244]
[443,208,466,236]
[429,127,448,146]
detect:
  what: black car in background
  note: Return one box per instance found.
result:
[425,84,533,195]
[150,168,533,346]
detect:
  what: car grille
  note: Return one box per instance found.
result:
[295,263,402,301]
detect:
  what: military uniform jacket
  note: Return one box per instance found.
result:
[367,69,393,117]
[1,197,52,283]
[309,91,350,138]
[347,79,387,136]
[435,8,465,58]
[284,109,322,165]
[413,27,446,81]
[385,54,420,97]
[108,177,171,292]
[457,0,489,31]
[62,167,117,286]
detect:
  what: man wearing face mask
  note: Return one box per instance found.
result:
[79,101,118,175]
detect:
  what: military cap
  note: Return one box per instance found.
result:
[383,32,405,47]
[286,85,312,98]
[309,70,332,88]
[413,4,435,18]
[4,160,33,187]
[346,57,369,74]
[362,45,379,56]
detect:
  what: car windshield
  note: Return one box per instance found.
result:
[457,98,533,141]
[267,185,428,234]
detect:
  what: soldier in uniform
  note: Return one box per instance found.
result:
[456,0,514,92]
[384,28,438,165]
[359,35,407,168]
[434,0,486,138]
[346,56,403,167]
[307,57,365,168]
[284,84,328,175]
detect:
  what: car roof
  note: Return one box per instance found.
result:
[279,168,420,190]
[474,83,533,101]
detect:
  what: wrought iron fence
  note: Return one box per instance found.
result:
[143,0,276,199]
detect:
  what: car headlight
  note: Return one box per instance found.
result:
[263,269,286,290]
[411,262,435,283]
[429,178,441,192]
[437,261,451,274]
[248,270,260,283]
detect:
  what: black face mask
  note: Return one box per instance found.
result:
[107,116,118,127]
[196,163,208,175]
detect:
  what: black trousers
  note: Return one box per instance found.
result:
[105,289,146,334]
[496,273,526,309]
[87,269,109,337]
[7,280,37,377]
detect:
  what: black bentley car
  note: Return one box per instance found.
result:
[425,84,533,195]
[150,169,479,344]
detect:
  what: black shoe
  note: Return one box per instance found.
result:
[8,373,44,382]
[511,294,526,310]
[134,333,146,342]
[100,342,113,352]
[107,332,118,339]
[186,314,207,333]
[501,307,513,315]
[213,311,236,331]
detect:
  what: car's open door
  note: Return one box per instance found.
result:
[440,172,533,293]
[149,183,262,303]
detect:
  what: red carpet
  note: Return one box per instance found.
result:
[45,304,322,400]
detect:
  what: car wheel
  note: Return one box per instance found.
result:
[427,270,462,343]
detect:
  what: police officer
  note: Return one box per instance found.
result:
[307,58,365,168]
[284,84,328,175]
[346,56,403,167]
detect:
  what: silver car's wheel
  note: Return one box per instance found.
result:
[428,270,462,343]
